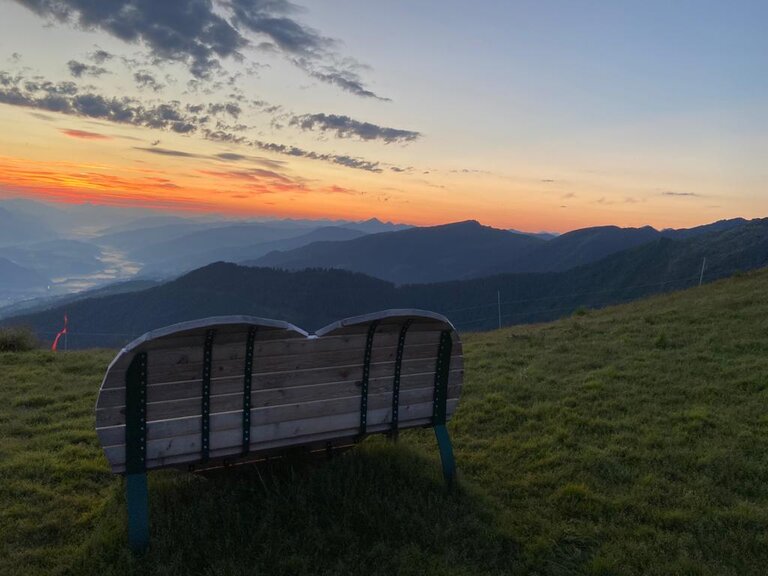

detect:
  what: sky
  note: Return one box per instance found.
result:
[0,0,766,232]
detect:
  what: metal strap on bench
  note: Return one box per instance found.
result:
[432,330,456,484]
[390,319,413,440]
[124,352,149,551]
[358,320,380,437]
[125,352,148,474]
[201,329,215,462]
[242,327,256,455]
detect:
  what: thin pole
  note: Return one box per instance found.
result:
[698,257,707,287]
[497,290,502,329]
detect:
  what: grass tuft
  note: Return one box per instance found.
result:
[0,326,38,352]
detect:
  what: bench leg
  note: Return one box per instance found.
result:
[126,473,150,553]
[433,424,456,486]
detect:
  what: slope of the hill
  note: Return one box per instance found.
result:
[6,218,768,348]
[2,269,768,575]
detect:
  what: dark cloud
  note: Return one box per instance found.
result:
[133,71,164,92]
[298,61,388,100]
[14,0,386,97]
[216,152,247,161]
[2,68,405,173]
[662,191,702,198]
[252,139,383,172]
[17,0,243,79]
[133,146,203,158]
[290,113,420,143]
[0,72,207,132]
[89,48,114,64]
[207,102,242,118]
[67,59,109,78]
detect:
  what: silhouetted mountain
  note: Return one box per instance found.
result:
[484,225,662,274]
[220,226,367,265]
[661,218,747,239]
[0,257,49,291]
[137,226,368,276]
[253,220,546,284]
[256,218,752,283]
[8,218,766,348]
[128,222,311,272]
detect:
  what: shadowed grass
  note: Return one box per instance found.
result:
[2,268,768,575]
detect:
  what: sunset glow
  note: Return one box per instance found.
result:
[1,1,766,232]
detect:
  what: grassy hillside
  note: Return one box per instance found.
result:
[2,269,768,575]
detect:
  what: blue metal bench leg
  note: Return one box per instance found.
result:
[433,424,456,485]
[126,473,150,552]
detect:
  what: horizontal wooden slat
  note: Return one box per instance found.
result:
[97,383,460,447]
[96,367,463,427]
[103,331,459,390]
[104,399,459,469]
[108,423,419,474]
[111,330,447,380]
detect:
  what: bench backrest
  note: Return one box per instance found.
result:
[95,310,463,474]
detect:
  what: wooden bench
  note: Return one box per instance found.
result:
[95,309,463,551]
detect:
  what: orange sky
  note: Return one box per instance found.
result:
[0,1,765,233]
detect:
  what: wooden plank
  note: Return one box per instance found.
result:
[96,350,464,410]
[102,331,459,390]
[97,382,460,447]
[112,330,446,378]
[96,367,463,427]
[106,339,446,388]
[109,424,411,474]
[104,399,459,467]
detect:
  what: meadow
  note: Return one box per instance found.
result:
[1,269,767,575]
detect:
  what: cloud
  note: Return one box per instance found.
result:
[60,128,112,140]
[296,59,389,100]
[14,0,386,97]
[88,48,114,64]
[2,68,405,173]
[661,191,702,198]
[0,72,206,132]
[67,59,109,78]
[290,113,421,143]
[216,152,247,161]
[133,146,203,158]
[133,71,164,92]
[251,139,383,172]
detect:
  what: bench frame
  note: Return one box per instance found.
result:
[99,310,460,552]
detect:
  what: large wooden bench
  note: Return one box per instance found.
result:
[95,309,463,551]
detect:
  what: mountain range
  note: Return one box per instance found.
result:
[6,217,766,349]
[249,218,748,284]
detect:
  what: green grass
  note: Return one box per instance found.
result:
[2,269,768,575]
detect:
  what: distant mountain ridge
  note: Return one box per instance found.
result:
[250,218,749,284]
[7,217,767,348]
